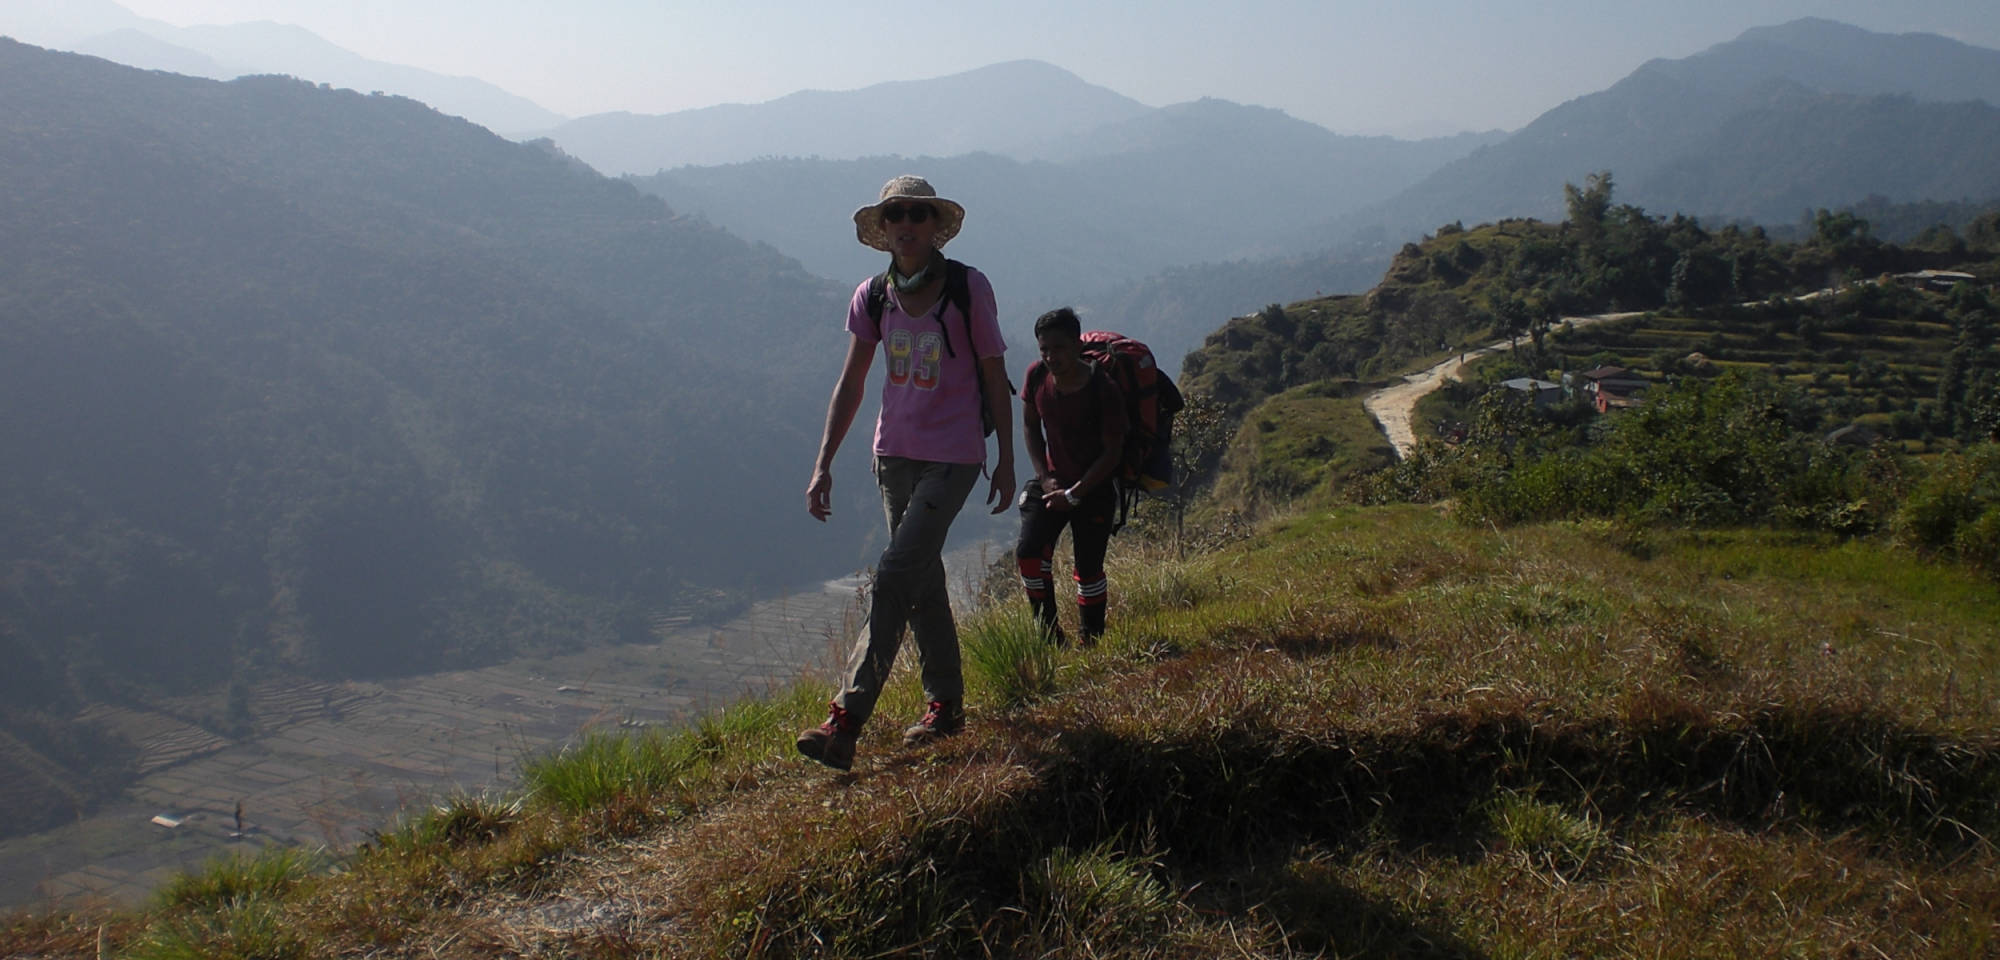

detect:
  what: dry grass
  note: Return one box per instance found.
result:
[5,504,1996,958]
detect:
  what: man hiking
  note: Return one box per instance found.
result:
[1017,307,1128,645]
[798,176,1015,771]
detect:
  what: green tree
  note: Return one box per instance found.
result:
[1563,171,1615,245]
[1967,211,2000,253]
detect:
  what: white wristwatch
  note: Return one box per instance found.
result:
[1063,486,1082,507]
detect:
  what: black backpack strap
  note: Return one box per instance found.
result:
[933,259,971,359]
[944,259,972,330]
[865,272,889,340]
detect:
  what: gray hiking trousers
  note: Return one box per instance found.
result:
[833,456,981,727]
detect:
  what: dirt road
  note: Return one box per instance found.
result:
[1363,312,1642,459]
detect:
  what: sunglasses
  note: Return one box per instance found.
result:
[881,203,934,224]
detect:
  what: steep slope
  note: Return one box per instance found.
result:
[12,510,1996,957]
[136,20,565,133]
[1652,16,2000,104]
[1649,91,2000,223]
[0,40,867,750]
[6,4,564,134]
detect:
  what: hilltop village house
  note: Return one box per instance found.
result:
[1499,377,1564,408]
[1564,365,1653,413]
[1894,270,1976,292]
[1448,364,1657,445]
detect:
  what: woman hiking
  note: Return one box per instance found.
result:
[798,176,1015,771]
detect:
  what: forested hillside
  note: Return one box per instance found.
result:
[1177,178,2000,533]
[1068,251,1393,379]
[1186,182,1999,425]
[0,40,864,833]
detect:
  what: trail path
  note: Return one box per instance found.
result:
[1363,311,1642,459]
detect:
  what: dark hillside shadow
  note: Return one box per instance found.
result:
[1026,704,1998,864]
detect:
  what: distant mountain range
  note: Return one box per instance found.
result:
[0,0,563,133]
[622,95,1503,374]
[0,38,881,817]
[591,19,2000,381]
[629,98,1499,286]
[1329,18,2000,243]
[541,59,1158,174]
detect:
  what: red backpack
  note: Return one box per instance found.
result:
[1027,331,1185,528]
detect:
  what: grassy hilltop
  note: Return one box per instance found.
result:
[8,509,1995,958]
[8,188,2000,958]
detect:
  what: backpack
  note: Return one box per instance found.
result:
[865,259,1008,437]
[1027,330,1185,530]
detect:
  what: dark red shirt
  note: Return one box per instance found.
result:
[1024,363,1128,487]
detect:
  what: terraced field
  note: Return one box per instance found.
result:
[1547,305,1960,423]
[0,537,1005,910]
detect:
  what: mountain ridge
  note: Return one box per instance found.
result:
[1327,18,2000,245]
[2,0,565,134]
[540,58,1154,174]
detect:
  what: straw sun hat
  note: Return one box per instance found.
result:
[852,175,965,252]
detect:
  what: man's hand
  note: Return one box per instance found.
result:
[806,468,833,522]
[985,458,1016,515]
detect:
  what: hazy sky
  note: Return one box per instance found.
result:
[96,0,2000,137]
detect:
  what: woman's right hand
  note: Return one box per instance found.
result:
[807,468,833,521]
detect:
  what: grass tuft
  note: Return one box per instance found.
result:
[963,607,1064,707]
[1484,790,1612,875]
[1027,841,1177,944]
[152,847,323,911]
[388,793,523,849]
[1121,562,1214,613]
[127,898,307,960]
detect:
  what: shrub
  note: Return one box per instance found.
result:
[1895,443,2000,574]
[1375,372,1899,535]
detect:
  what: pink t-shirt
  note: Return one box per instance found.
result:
[846,264,1005,465]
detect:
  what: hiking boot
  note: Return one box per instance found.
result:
[1079,603,1106,646]
[797,703,859,771]
[901,699,964,747]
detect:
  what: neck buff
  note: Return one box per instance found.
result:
[890,255,941,292]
